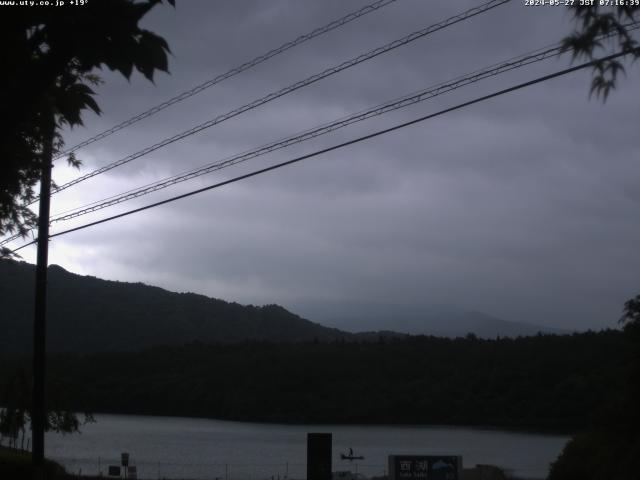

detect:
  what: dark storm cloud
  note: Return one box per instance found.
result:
[19,0,639,331]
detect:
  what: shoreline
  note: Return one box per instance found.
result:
[1,446,525,480]
[78,410,577,437]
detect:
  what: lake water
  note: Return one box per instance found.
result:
[43,414,569,480]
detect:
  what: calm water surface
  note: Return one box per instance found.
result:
[44,414,568,480]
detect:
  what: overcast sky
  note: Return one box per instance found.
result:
[11,0,640,331]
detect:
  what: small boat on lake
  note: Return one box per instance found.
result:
[340,454,365,460]
[340,448,364,461]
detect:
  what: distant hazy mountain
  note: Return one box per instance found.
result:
[0,260,351,354]
[296,301,565,339]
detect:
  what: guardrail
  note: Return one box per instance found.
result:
[56,458,388,480]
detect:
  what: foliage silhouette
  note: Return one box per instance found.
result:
[549,294,640,480]
[562,5,640,99]
[0,368,94,450]
[0,0,175,255]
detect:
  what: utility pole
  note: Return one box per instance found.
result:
[32,117,54,478]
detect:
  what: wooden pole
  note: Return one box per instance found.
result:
[32,118,54,477]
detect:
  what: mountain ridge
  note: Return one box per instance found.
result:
[0,260,351,354]
[1,259,561,354]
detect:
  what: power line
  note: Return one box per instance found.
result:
[48,0,510,196]
[49,43,564,224]
[3,26,636,248]
[1,231,27,246]
[54,0,399,160]
[8,49,632,255]
[41,21,640,223]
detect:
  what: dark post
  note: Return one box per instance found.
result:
[307,433,332,480]
[32,119,54,476]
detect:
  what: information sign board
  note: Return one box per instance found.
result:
[388,455,462,480]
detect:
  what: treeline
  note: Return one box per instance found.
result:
[1,330,629,431]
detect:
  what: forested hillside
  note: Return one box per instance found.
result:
[0,260,350,353]
[0,330,627,431]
